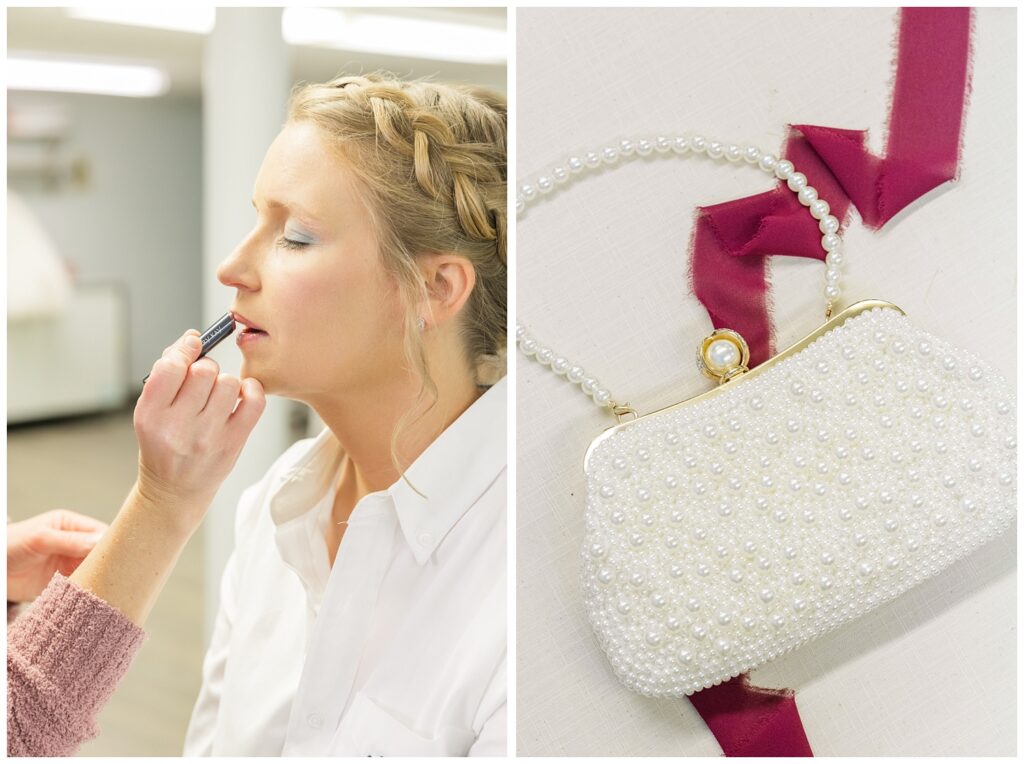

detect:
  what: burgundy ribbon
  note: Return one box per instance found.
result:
[689,674,813,757]
[686,7,974,756]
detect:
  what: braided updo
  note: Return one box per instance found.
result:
[286,72,505,480]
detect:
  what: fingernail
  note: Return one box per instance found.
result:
[186,336,202,350]
[86,532,104,544]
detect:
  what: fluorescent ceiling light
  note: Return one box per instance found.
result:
[62,7,504,65]
[7,55,170,98]
[282,8,506,65]
[66,7,215,34]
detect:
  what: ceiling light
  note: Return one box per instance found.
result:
[66,7,215,34]
[7,55,170,98]
[282,8,506,65]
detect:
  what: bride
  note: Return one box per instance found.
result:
[182,72,507,756]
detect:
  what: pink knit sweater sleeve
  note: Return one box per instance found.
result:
[7,572,146,757]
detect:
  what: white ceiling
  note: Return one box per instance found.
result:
[6,7,508,99]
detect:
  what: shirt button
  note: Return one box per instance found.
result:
[417,530,434,547]
[306,713,323,729]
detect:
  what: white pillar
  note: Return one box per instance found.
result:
[202,8,292,640]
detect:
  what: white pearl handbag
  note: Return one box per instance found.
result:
[517,135,1017,698]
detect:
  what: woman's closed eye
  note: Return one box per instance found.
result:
[277,235,310,250]
[277,227,316,250]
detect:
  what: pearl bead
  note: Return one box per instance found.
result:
[786,171,807,191]
[758,153,778,172]
[774,159,794,179]
[825,249,844,267]
[798,185,818,205]
[819,215,840,234]
[706,339,740,370]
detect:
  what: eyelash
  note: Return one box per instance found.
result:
[277,236,310,251]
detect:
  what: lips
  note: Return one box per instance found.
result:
[231,311,268,334]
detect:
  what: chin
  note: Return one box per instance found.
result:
[238,363,273,393]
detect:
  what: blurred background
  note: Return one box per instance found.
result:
[6,6,506,755]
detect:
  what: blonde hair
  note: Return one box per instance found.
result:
[287,72,506,488]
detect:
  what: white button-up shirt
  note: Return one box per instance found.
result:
[183,376,507,756]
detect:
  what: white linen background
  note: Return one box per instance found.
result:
[515,7,1015,757]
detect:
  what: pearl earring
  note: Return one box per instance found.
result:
[417,317,426,330]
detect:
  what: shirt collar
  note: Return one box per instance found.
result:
[390,375,507,563]
[270,375,507,566]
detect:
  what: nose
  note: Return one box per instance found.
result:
[217,231,261,291]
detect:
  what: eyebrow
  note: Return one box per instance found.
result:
[251,196,319,222]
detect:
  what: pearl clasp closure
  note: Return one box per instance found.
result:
[698,328,751,385]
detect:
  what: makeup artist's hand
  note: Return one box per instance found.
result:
[133,329,266,532]
[7,510,108,602]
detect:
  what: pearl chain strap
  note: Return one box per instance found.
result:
[516,135,846,415]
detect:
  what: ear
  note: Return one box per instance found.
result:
[418,252,476,327]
